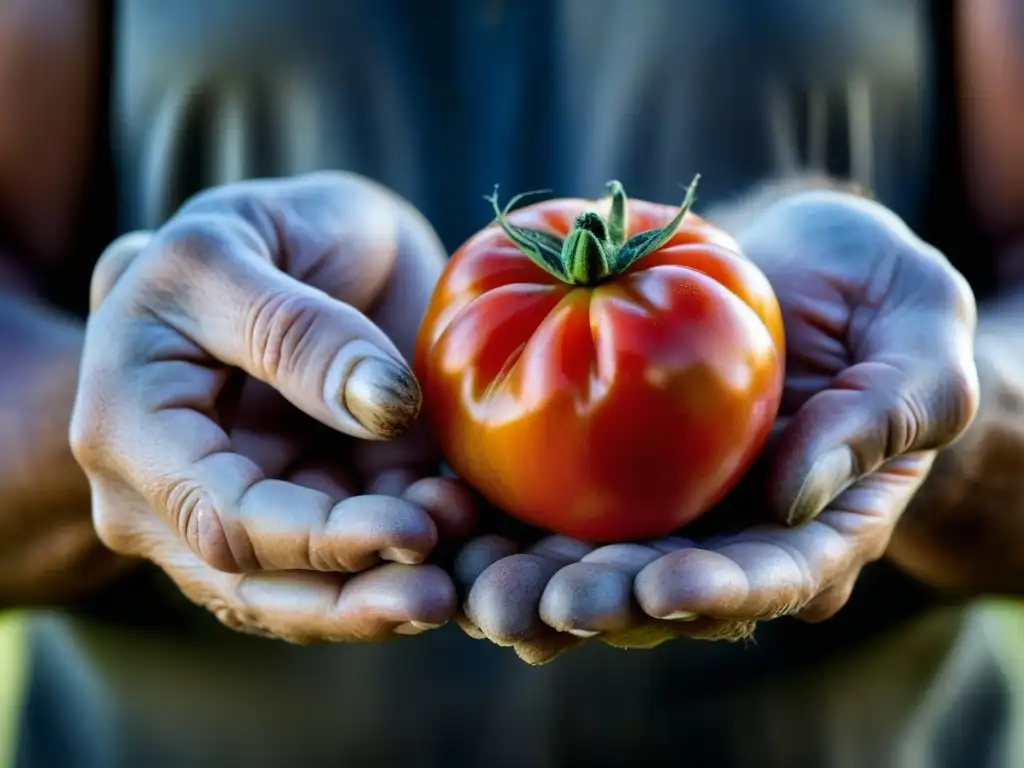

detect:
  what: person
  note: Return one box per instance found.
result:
[2,0,1022,765]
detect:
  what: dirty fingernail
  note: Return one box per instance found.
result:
[393,621,445,636]
[343,356,422,439]
[787,447,855,526]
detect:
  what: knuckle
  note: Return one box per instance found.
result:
[175,183,245,216]
[162,478,243,573]
[860,357,978,452]
[889,361,978,451]
[245,289,326,383]
[294,170,399,216]
[885,374,925,456]
[178,184,282,250]
[903,257,980,444]
[151,215,243,278]
[838,361,951,455]
[90,231,153,310]
[129,214,264,316]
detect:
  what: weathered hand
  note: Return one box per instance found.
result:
[70,172,477,643]
[452,524,740,664]
[453,190,980,663]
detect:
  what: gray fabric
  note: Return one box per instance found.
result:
[17,1,1018,766]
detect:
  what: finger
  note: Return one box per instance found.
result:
[636,454,919,623]
[351,422,439,496]
[284,458,360,500]
[539,544,664,636]
[76,384,441,573]
[230,428,305,478]
[637,545,803,622]
[240,563,455,640]
[451,534,520,593]
[464,535,593,644]
[367,468,421,498]
[115,175,436,442]
[401,478,479,541]
[464,553,561,646]
[76,308,438,575]
[91,482,457,641]
[465,536,597,661]
[526,536,595,563]
[647,536,700,554]
[215,481,441,573]
[772,250,978,525]
[120,215,419,441]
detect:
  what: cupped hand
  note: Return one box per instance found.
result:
[70,172,477,643]
[454,190,980,663]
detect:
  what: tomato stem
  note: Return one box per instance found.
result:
[562,211,613,284]
[485,175,701,286]
[605,180,628,249]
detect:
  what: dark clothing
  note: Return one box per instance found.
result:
[17,1,1017,766]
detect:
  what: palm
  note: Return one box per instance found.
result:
[223,377,436,501]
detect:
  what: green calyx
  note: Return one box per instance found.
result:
[485,175,700,286]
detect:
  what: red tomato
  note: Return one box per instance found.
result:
[414,179,784,542]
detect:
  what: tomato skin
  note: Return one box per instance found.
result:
[415,195,784,543]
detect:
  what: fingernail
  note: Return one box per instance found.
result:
[665,610,699,621]
[380,546,423,565]
[393,621,445,636]
[342,356,422,439]
[569,629,600,638]
[787,447,855,526]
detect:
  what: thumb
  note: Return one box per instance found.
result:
[769,243,978,525]
[120,211,421,441]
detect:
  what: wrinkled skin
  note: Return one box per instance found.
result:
[71,172,479,643]
[449,191,980,664]
[416,196,784,542]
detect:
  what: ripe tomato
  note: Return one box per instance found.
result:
[414,178,784,542]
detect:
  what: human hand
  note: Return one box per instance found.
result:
[452,190,980,663]
[70,172,477,642]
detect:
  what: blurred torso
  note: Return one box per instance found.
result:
[18,2,1017,766]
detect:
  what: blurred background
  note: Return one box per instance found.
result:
[2,1,1024,766]
[1,616,24,766]
[12,607,1024,765]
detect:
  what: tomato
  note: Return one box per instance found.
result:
[414,178,784,542]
